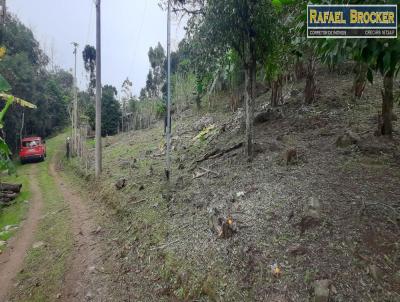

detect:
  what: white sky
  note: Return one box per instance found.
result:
[7,0,186,95]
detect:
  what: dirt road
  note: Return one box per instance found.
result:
[49,151,109,301]
[0,145,110,301]
[0,165,43,302]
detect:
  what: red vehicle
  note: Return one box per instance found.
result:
[19,137,46,164]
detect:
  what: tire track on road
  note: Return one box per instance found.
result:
[50,151,110,301]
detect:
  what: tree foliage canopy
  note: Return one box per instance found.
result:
[0,14,73,152]
[83,45,96,95]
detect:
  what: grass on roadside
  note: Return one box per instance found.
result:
[63,124,213,300]
[0,168,31,248]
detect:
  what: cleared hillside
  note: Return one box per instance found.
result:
[68,67,400,301]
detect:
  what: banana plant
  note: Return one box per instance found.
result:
[0,47,37,173]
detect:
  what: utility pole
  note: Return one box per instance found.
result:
[72,42,79,157]
[0,0,5,25]
[0,0,6,44]
[120,96,124,133]
[165,0,172,180]
[95,0,102,177]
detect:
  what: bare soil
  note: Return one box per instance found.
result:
[50,150,111,301]
[74,69,400,301]
[0,165,43,302]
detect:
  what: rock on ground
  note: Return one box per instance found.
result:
[254,108,284,125]
[115,178,127,190]
[298,197,322,233]
[314,279,331,302]
[336,130,360,148]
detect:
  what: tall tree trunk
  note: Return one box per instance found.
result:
[19,111,24,146]
[305,56,316,104]
[295,59,305,80]
[251,57,256,99]
[380,73,394,136]
[271,76,283,107]
[353,62,367,99]
[195,94,201,111]
[244,49,256,161]
[244,67,252,160]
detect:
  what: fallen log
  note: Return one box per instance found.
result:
[0,183,22,193]
[0,192,18,200]
[220,142,243,155]
[199,167,220,176]
[193,171,208,179]
[196,148,220,163]
[196,142,243,163]
[193,167,220,179]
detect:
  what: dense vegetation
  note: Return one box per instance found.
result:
[0,14,124,150]
[80,45,122,136]
[0,14,73,153]
[139,0,400,161]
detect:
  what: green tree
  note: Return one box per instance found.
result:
[145,43,166,98]
[186,0,278,160]
[87,85,121,136]
[311,0,400,135]
[101,85,121,136]
[263,2,295,106]
[121,78,134,132]
[82,45,96,96]
[0,16,72,151]
[359,38,400,135]
[0,46,36,173]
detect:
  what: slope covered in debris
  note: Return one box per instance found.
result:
[70,68,400,301]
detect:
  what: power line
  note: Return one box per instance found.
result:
[128,1,148,77]
[86,0,94,45]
